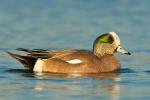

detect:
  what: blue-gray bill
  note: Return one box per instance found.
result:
[117,46,131,55]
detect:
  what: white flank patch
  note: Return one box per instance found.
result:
[66,59,82,64]
[33,59,44,72]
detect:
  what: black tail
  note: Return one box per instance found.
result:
[6,51,37,70]
[16,48,48,53]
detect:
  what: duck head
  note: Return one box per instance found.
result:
[93,32,131,57]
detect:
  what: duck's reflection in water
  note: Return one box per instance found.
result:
[32,72,121,100]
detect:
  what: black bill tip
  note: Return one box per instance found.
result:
[125,52,131,55]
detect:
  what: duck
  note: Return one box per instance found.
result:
[6,32,131,73]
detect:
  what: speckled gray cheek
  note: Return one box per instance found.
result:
[93,43,116,57]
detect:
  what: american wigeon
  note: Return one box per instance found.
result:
[6,32,131,73]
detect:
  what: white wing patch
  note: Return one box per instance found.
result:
[33,59,44,72]
[66,59,82,64]
[33,59,82,72]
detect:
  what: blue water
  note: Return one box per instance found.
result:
[0,0,150,100]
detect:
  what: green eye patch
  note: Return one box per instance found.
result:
[94,33,114,44]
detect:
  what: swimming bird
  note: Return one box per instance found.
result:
[6,32,131,73]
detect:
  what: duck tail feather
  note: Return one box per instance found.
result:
[16,48,31,52]
[6,51,37,70]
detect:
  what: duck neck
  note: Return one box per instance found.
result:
[93,44,105,58]
[93,43,115,58]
